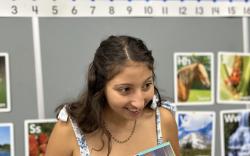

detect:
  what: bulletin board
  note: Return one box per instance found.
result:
[0,1,249,156]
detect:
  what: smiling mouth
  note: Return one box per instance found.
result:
[125,107,141,113]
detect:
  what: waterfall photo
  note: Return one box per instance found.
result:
[174,52,214,105]
[176,111,215,156]
[220,110,250,156]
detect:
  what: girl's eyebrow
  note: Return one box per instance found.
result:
[144,76,153,82]
[113,75,153,87]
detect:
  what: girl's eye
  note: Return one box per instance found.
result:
[143,82,153,91]
[118,87,131,95]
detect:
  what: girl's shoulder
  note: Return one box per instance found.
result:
[46,118,77,156]
[46,105,82,156]
[158,101,178,146]
[160,101,176,114]
[158,101,177,128]
[54,106,75,138]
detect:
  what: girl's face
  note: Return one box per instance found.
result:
[104,61,154,121]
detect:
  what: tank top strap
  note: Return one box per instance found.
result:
[161,101,177,115]
[58,106,69,122]
[57,106,91,156]
[155,101,177,145]
[156,107,163,145]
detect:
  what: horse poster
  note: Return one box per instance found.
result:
[174,52,214,105]
[217,52,250,104]
[0,123,14,156]
[24,119,56,156]
[176,111,215,156]
[220,109,250,156]
[0,53,11,112]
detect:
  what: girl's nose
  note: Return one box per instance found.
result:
[130,91,145,109]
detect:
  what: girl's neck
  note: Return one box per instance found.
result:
[103,107,135,128]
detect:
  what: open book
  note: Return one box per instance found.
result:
[136,141,176,156]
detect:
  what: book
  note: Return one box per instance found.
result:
[136,141,176,156]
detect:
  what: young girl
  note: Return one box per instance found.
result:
[45,35,180,156]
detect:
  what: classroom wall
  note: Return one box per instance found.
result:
[0,17,249,155]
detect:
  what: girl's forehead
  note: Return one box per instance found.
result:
[108,62,153,84]
[121,60,152,69]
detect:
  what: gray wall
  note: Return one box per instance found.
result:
[0,18,37,156]
[0,17,249,155]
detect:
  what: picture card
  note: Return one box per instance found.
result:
[220,109,250,156]
[24,119,56,156]
[0,123,14,156]
[0,53,11,112]
[174,52,214,105]
[176,111,215,156]
[217,52,250,104]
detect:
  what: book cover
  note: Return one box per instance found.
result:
[136,141,176,156]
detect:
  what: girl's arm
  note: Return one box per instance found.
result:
[159,108,180,156]
[45,120,76,156]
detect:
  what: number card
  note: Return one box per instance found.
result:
[176,111,215,156]
[0,53,11,112]
[174,52,214,105]
[0,123,14,156]
[217,52,250,104]
[24,119,56,156]
[220,109,250,156]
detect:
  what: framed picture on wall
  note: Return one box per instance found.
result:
[220,109,250,156]
[217,52,250,104]
[0,53,11,112]
[24,119,56,156]
[174,52,214,105]
[0,123,14,156]
[176,111,215,156]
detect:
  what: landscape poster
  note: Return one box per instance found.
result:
[0,123,14,156]
[217,52,250,104]
[24,119,56,156]
[0,53,11,112]
[220,109,250,156]
[174,52,214,105]
[177,111,215,156]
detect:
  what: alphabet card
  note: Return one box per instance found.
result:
[0,53,11,112]
[24,119,56,156]
[174,52,214,105]
[220,109,250,156]
[217,52,250,104]
[0,123,14,156]
[176,111,215,156]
